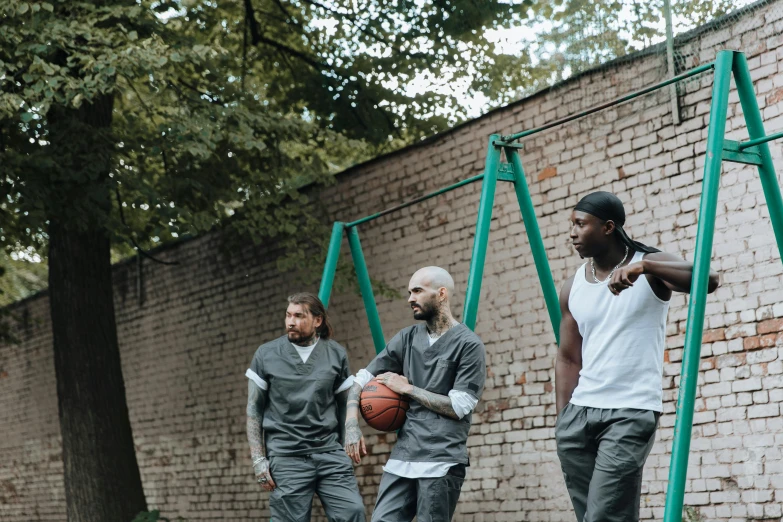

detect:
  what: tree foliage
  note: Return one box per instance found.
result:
[0,0,543,285]
[522,0,748,89]
[0,0,755,293]
[0,252,47,306]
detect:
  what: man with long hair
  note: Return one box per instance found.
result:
[245,292,365,521]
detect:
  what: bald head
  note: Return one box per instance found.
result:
[408,266,456,323]
[409,266,455,298]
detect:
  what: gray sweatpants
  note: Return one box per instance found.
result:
[268,450,365,522]
[370,465,466,522]
[555,403,659,522]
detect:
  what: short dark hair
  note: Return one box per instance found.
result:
[287,292,333,339]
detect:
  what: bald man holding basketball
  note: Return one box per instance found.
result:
[344,267,486,522]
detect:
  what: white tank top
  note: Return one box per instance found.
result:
[568,251,669,412]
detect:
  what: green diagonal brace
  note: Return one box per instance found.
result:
[663,49,734,522]
[733,52,783,264]
[318,222,345,307]
[504,147,561,343]
[463,135,502,330]
[347,227,385,353]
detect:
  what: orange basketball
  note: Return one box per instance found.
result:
[360,379,410,432]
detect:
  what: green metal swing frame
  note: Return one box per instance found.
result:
[315,50,783,522]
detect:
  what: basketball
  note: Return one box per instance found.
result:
[360,379,410,432]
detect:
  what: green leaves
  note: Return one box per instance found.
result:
[0,252,48,307]
[1,0,748,304]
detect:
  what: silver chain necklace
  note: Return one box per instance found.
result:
[591,245,629,283]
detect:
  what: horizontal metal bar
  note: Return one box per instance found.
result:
[723,139,763,166]
[345,173,485,228]
[501,62,715,142]
[738,129,783,150]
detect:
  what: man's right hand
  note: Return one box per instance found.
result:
[254,458,276,491]
[344,417,367,464]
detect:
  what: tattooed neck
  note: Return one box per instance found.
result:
[426,311,458,337]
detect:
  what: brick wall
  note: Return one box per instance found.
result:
[3,3,783,521]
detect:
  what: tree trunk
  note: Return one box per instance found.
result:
[47,93,147,522]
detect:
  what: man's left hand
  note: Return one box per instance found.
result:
[608,261,644,295]
[376,372,412,395]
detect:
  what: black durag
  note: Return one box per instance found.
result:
[574,191,660,253]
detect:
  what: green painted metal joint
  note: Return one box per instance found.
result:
[493,140,524,149]
[722,140,763,166]
[498,163,516,182]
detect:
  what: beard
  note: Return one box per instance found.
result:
[287,329,316,344]
[411,301,437,321]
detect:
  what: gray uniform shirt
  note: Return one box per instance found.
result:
[249,335,351,456]
[366,323,486,465]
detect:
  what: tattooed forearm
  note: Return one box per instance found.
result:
[404,386,459,420]
[336,389,349,445]
[345,416,363,445]
[343,382,367,463]
[246,380,267,473]
[346,382,362,418]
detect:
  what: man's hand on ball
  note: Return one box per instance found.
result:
[376,372,412,395]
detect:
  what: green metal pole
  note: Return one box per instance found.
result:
[347,227,385,353]
[505,147,561,343]
[733,52,783,262]
[502,63,714,142]
[663,50,734,522]
[463,135,502,330]
[738,129,783,150]
[318,222,345,307]
[346,174,485,228]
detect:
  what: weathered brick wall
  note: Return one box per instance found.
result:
[3,3,783,521]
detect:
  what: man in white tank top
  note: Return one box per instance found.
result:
[555,192,719,522]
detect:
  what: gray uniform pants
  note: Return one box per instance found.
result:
[555,404,659,522]
[269,450,365,522]
[370,464,466,522]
